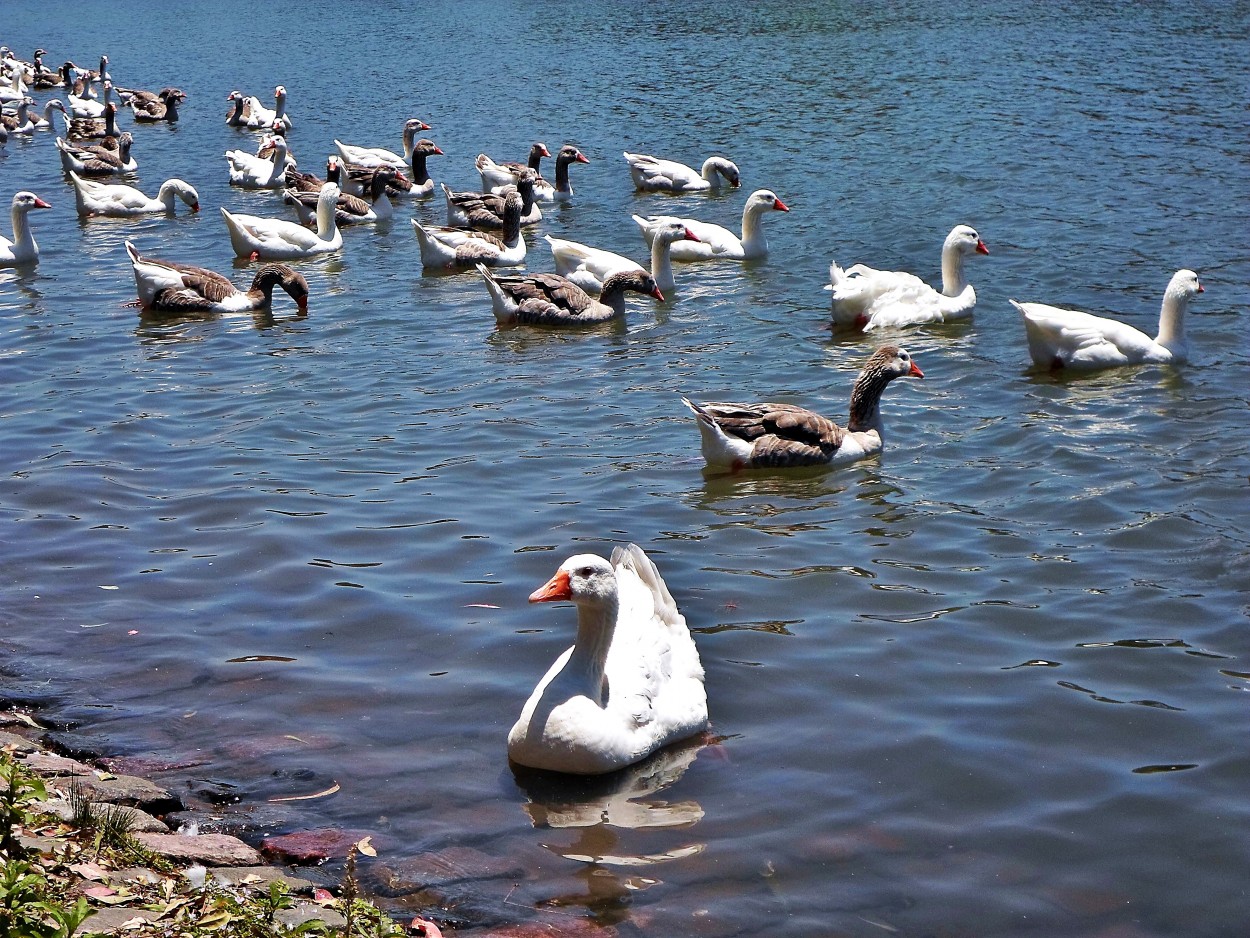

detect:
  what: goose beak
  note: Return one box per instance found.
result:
[909,361,925,378]
[650,285,666,302]
[1197,282,1205,293]
[190,202,200,213]
[773,197,789,212]
[576,152,590,164]
[976,239,990,255]
[529,569,572,603]
[33,197,51,209]
[684,227,700,242]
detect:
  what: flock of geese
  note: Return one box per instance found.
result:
[0,46,1209,775]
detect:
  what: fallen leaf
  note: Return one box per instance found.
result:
[268,781,340,803]
[94,770,117,781]
[410,917,444,938]
[84,885,118,900]
[199,909,232,930]
[356,836,377,857]
[312,888,336,905]
[70,861,108,881]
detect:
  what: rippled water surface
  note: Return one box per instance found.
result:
[3,2,1249,935]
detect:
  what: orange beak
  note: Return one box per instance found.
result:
[684,227,699,242]
[910,361,925,378]
[529,569,572,603]
[976,240,990,255]
[773,197,789,212]
[34,198,52,209]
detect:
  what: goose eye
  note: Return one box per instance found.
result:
[577,566,594,579]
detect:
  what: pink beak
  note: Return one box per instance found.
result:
[33,198,52,209]
[773,197,789,212]
[976,240,990,255]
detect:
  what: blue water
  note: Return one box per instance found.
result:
[2,2,1249,934]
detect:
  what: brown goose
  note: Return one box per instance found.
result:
[56,131,136,175]
[126,240,309,313]
[64,101,119,141]
[284,165,397,226]
[681,346,924,471]
[382,138,443,198]
[131,88,185,123]
[476,264,664,327]
[412,189,526,268]
[442,169,540,229]
[284,158,334,194]
[475,142,549,192]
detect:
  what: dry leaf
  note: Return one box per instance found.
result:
[312,888,336,906]
[199,909,232,930]
[410,917,444,938]
[268,781,340,803]
[356,836,377,857]
[70,861,108,882]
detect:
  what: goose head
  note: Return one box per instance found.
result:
[653,220,701,246]
[602,269,665,303]
[163,179,200,212]
[702,156,740,187]
[530,554,617,610]
[745,189,788,215]
[1166,269,1203,302]
[253,264,309,310]
[946,224,989,257]
[556,144,590,167]
[867,345,924,381]
[412,138,443,158]
[13,191,52,213]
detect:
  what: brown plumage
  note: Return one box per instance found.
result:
[477,265,664,326]
[126,241,309,313]
[443,170,539,230]
[283,166,397,226]
[683,346,925,470]
[66,102,120,141]
[131,88,185,123]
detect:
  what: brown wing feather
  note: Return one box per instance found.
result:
[699,402,847,465]
[151,287,217,312]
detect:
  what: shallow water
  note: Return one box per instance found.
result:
[2,2,1249,935]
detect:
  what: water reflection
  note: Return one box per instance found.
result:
[511,738,709,924]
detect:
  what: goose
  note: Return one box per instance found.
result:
[682,345,924,471]
[225,90,249,126]
[66,80,113,118]
[623,151,739,193]
[1012,269,1204,371]
[283,165,396,226]
[476,264,664,327]
[225,134,290,189]
[0,191,52,268]
[125,240,308,313]
[546,220,700,295]
[0,66,27,105]
[221,182,343,260]
[63,100,117,140]
[25,98,68,131]
[238,84,291,130]
[380,137,442,199]
[1,97,59,135]
[56,132,136,175]
[333,118,430,170]
[475,142,550,192]
[635,189,788,262]
[827,225,990,331]
[130,87,185,123]
[69,171,199,216]
[508,545,708,775]
[484,144,589,202]
[442,169,541,228]
[412,189,526,269]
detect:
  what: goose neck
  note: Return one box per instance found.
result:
[10,204,36,255]
[940,243,969,297]
[847,364,893,434]
[1155,292,1190,354]
[409,150,431,185]
[316,190,338,238]
[649,237,676,288]
[554,156,572,192]
[567,597,618,703]
[740,203,770,251]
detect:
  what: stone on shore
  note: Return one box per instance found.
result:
[133,832,264,866]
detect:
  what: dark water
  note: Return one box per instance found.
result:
[2,2,1248,935]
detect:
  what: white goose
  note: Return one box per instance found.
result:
[220,182,343,260]
[483,144,590,202]
[682,345,924,472]
[67,80,112,119]
[827,225,990,331]
[69,172,199,217]
[634,189,789,262]
[546,220,699,295]
[125,240,309,313]
[225,134,289,189]
[240,85,291,130]
[0,191,52,267]
[1012,269,1205,371]
[624,151,740,193]
[334,118,431,170]
[508,544,709,775]
[411,189,526,269]
[56,132,137,175]
[476,142,550,192]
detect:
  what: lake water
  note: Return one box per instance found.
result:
[2,2,1248,935]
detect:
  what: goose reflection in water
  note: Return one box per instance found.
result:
[511,737,712,924]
